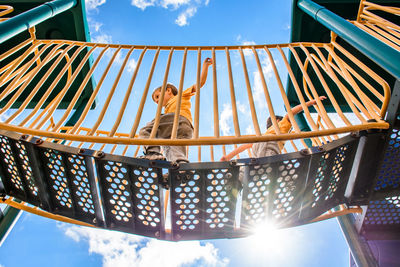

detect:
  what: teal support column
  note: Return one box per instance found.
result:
[0,0,77,43]
[0,206,22,246]
[337,212,378,267]
[297,0,400,80]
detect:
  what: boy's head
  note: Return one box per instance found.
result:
[152,83,178,106]
[266,115,283,129]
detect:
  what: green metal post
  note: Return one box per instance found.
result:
[336,212,378,267]
[0,206,22,246]
[297,0,400,80]
[0,0,77,44]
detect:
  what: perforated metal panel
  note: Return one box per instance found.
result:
[302,139,358,221]
[96,158,164,238]
[361,196,400,240]
[0,131,364,241]
[374,128,400,193]
[0,136,25,200]
[170,164,240,240]
[241,155,309,229]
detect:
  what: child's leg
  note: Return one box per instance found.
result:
[162,116,193,163]
[139,118,164,158]
[252,141,280,158]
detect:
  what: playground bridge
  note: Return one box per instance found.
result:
[0,0,400,265]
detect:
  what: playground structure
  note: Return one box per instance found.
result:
[0,0,399,265]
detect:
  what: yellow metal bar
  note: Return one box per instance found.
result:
[52,45,104,132]
[171,48,188,139]
[277,46,318,147]
[34,45,95,130]
[130,48,160,138]
[212,48,220,138]
[21,44,85,127]
[238,47,261,136]
[0,121,388,146]
[0,197,95,228]
[69,45,115,134]
[150,48,174,139]
[332,41,390,117]
[0,42,49,102]
[252,47,281,136]
[109,48,147,137]
[225,47,241,137]
[38,39,328,50]
[194,48,201,139]
[89,47,135,135]
[4,44,72,123]
[311,206,363,223]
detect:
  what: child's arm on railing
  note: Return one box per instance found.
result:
[285,96,327,120]
[220,143,253,161]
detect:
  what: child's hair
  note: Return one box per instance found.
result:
[152,83,178,100]
[266,115,284,129]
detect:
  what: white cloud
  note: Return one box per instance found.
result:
[127,59,138,73]
[131,0,156,10]
[175,7,197,26]
[91,33,113,44]
[220,103,232,136]
[241,41,256,57]
[245,125,254,135]
[205,0,210,5]
[85,0,106,11]
[252,55,276,110]
[62,225,228,267]
[161,0,191,9]
[0,112,10,122]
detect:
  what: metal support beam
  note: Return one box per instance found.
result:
[337,212,378,267]
[0,205,22,246]
[0,0,78,43]
[297,0,400,80]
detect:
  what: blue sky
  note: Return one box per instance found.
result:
[0,0,350,266]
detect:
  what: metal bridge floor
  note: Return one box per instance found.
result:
[0,130,363,241]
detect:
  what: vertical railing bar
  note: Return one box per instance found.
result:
[0,41,42,87]
[225,47,241,137]
[34,45,97,130]
[210,145,215,162]
[150,48,174,139]
[122,145,129,156]
[252,47,280,136]
[356,0,366,22]
[0,38,33,62]
[5,44,75,124]
[322,46,382,119]
[315,45,377,121]
[109,48,147,137]
[0,43,64,117]
[298,44,338,129]
[277,46,318,147]
[198,146,201,162]
[68,46,117,134]
[313,51,377,122]
[25,44,87,128]
[331,41,390,116]
[88,47,135,135]
[53,44,109,132]
[212,48,220,138]
[264,46,302,135]
[129,48,161,138]
[171,48,188,139]
[0,42,51,102]
[238,47,261,136]
[193,48,202,139]
[288,45,327,146]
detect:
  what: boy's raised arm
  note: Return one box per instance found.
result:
[285,96,327,119]
[193,57,213,92]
